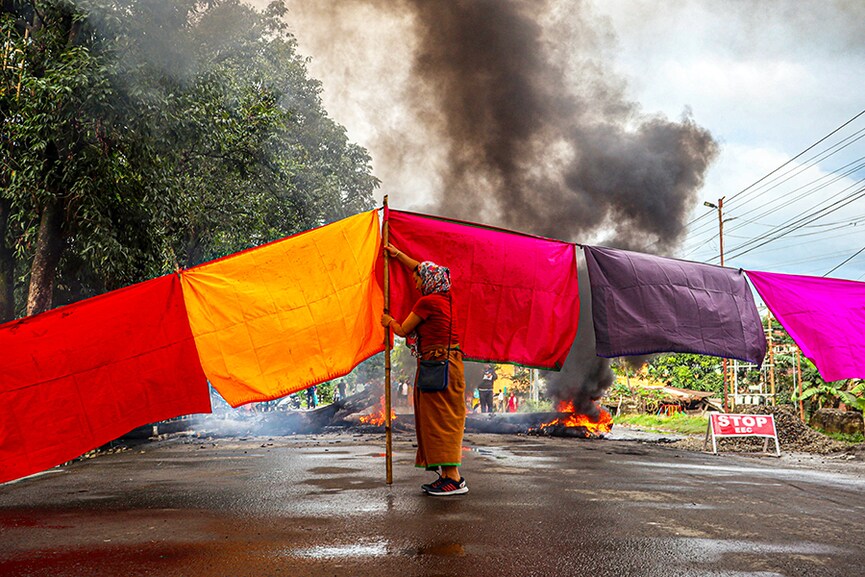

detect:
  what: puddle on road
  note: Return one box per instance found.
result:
[291,541,389,559]
[676,537,842,561]
[462,444,558,467]
[303,476,378,490]
[625,461,865,489]
[288,540,466,559]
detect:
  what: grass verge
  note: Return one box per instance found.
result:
[614,413,709,436]
[818,430,865,444]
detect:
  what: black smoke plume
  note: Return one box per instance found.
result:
[285,0,719,407]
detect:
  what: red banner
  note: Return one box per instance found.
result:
[387,210,579,369]
[0,275,211,484]
[710,413,777,437]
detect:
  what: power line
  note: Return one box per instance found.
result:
[725,184,865,261]
[685,146,865,248]
[679,109,865,253]
[726,177,865,253]
[724,108,865,206]
[723,155,865,236]
[724,128,865,214]
[823,245,865,277]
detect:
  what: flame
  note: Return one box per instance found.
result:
[539,401,613,436]
[359,396,396,426]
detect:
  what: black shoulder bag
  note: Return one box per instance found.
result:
[416,294,453,393]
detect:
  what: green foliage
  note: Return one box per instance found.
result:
[793,379,865,412]
[818,430,865,444]
[1,0,378,316]
[643,353,723,392]
[605,381,669,413]
[510,366,532,395]
[614,413,709,435]
[521,398,553,412]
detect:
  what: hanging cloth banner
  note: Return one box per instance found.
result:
[584,245,767,365]
[0,274,211,484]
[746,270,865,382]
[387,210,579,369]
[181,210,385,407]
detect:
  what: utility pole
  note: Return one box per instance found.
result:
[704,197,728,411]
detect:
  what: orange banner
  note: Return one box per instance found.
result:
[181,211,384,407]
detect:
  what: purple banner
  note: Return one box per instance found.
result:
[584,246,766,365]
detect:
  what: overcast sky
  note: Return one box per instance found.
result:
[266,0,865,281]
[595,1,865,281]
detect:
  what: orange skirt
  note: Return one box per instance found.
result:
[413,346,466,468]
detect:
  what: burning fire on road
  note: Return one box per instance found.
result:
[529,402,613,438]
[359,396,396,427]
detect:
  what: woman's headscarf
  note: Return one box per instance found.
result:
[407,261,451,356]
[416,261,451,295]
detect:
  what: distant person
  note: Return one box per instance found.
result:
[381,243,468,496]
[400,379,410,407]
[507,391,519,413]
[306,385,318,409]
[478,364,497,413]
[337,381,346,402]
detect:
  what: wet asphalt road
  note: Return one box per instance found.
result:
[2,432,864,577]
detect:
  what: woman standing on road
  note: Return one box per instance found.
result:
[380,243,468,496]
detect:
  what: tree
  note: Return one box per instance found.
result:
[644,353,723,392]
[0,0,378,321]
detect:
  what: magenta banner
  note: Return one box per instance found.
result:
[388,210,580,369]
[747,270,865,382]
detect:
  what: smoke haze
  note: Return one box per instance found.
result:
[273,0,719,407]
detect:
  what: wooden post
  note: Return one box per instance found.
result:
[797,349,804,422]
[767,314,776,405]
[383,196,393,485]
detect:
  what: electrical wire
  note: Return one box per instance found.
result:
[724,108,865,206]
[677,109,865,255]
[725,181,865,259]
[823,245,865,277]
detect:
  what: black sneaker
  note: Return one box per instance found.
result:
[421,472,442,493]
[424,476,468,496]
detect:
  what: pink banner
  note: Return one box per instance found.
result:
[388,210,579,369]
[747,270,865,382]
[0,275,211,484]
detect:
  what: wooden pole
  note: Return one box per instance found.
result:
[767,313,776,405]
[383,196,393,485]
[797,349,804,422]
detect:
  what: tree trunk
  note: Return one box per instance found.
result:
[0,198,14,322]
[26,200,64,315]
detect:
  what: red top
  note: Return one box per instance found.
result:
[412,293,460,352]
